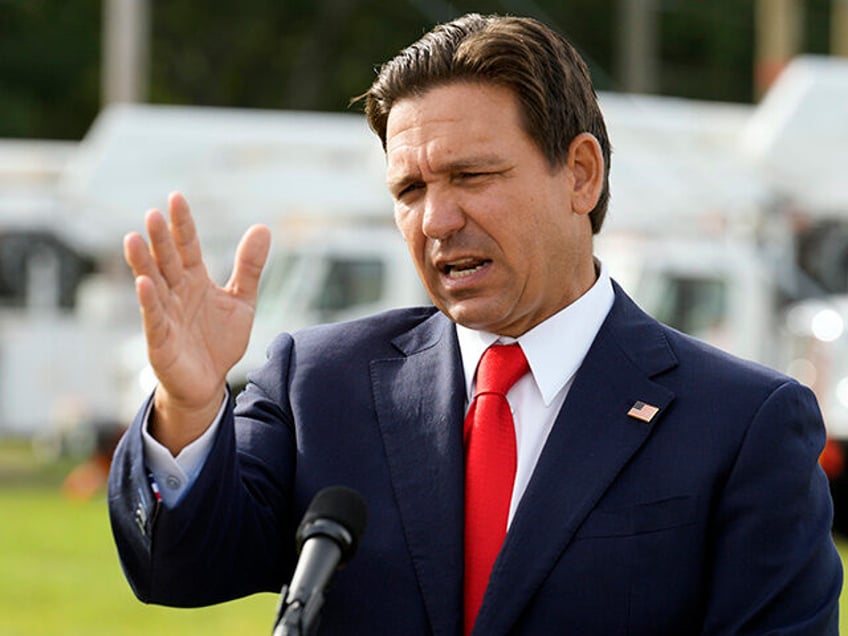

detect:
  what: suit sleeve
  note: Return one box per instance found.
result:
[108,338,300,607]
[702,380,842,634]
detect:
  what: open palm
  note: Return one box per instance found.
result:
[124,193,271,416]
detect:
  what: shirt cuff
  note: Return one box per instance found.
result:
[141,389,229,508]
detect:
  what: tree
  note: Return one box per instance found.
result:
[0,0,833,140]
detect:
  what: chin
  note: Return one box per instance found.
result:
[446,309,502,333]
[436,295,512,331]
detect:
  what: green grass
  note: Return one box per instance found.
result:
[0,438,278,636]
[0,488,278,636]
[1,443,847,634]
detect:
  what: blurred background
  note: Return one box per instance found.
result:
[2,0,848,633]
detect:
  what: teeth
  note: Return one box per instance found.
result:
[446,261,486,278]
[449,264,485,278]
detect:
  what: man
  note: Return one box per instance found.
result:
[109,13,842,635]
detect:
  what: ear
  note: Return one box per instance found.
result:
[566,133,604,216]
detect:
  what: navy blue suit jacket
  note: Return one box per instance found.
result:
[109,284,842,634]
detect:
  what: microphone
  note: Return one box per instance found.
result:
[272,486,367,636]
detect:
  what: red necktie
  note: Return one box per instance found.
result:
[463,344,530,635]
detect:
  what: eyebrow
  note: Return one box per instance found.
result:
[444,154,505,171]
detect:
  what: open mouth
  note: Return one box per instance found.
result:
[442,258,491,279]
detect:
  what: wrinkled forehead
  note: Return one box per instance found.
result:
[384,83,526,173]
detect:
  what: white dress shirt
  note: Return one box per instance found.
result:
[455,261,614,525]
[144,262,614,511]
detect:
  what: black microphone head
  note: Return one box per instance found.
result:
[296,486,367,562]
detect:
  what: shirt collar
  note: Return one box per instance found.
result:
[456,260,615,405]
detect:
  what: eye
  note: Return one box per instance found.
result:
[397,181,425,198]
[456,170,496,185]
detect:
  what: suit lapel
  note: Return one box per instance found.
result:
[371,312,466,636]
[474,287,678,635]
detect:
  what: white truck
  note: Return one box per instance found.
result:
[0,139,136,452]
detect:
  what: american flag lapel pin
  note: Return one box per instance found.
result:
[627,400,660,423]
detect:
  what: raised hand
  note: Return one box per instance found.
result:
[123,192,271,453]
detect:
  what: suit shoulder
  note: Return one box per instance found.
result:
[274,305,443,357]
[660,321,798,395]
[608,285,794,394]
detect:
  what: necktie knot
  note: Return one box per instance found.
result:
[475,344,530,397]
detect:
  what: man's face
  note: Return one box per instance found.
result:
[385,81,597,337]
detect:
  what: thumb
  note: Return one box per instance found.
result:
[228,224,272,302]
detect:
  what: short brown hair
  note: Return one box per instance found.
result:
[359,13,612,233]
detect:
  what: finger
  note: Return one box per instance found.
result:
[146,208,185,288]
[134,274,171,354]
[123,231,169,300]
[123,231,148,277]
[168,192,205,271]
[227,224,271,303]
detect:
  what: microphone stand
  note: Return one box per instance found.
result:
[271,524,347,635]
[272,584,324,636]
[270,487,367,636]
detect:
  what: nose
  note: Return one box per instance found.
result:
[421,188,465,240]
